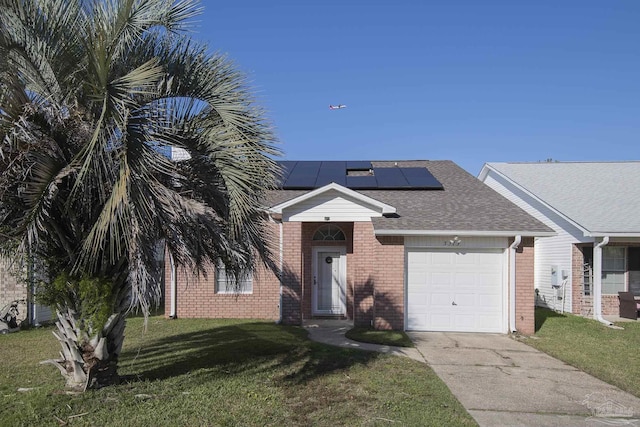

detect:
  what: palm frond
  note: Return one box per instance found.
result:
[0,0,280,322]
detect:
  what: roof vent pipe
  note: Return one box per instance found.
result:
[509,235,522,333]
[593,236,613,327]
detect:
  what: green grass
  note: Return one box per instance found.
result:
[346,327,415,348]
[0,317,475,426]
[521,308,640,397]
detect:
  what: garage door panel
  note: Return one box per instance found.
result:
[477,314,502,331]
[453,293,474,307]
[478,293,501,307]
[428,314,452,329]
[453,313,475,328]
[477,273,502,287]
[453,272,475,286]
[430,292,452,306]
[430,252,454,265]
[407,249,504,333]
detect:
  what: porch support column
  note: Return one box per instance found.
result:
[593,236,613,326]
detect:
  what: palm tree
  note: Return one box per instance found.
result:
[0,0,279,391]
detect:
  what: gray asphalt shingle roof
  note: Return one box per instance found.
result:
[486,161,640,234]
[266,160,552,235]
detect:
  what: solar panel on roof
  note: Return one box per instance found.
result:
[315,161,347,187]
[283,161,321,189]
[373,167,409,188]
[276,161,444,190]
[275,161,292,187]
[277,161,297,183]
[399,167,443,189]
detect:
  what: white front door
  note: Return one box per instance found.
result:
[313,247,347,315]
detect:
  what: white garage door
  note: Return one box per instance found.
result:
[406,249,505,332]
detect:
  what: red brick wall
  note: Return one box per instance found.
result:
[0,257,27,323]
[281,221,302,324]
[570,243,622,317]
[514,238,535,335]
[373,235,405,330]
[165,222,280,321]
[352,222,375,327]
[571,244,586,315]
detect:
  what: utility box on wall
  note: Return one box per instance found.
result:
[551,265,559,288]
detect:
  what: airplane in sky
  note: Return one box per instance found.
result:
[329,104,346,110]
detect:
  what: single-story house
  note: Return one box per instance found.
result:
[479,161,640,323]
[165,160,554,334]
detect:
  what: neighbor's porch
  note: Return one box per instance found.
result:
[572,242,640,316]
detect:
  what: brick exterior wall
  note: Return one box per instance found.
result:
[513,237,535,335]
[571,244,586,315]
[165,221,280,320]
[373,235,405,330]
[166,219,540,333]
[0,257,27,322]
[276,221,403,329]
[352,222,374,326]
[281,221,302,324]
[570,243,629,318]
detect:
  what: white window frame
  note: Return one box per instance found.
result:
[215,263,253,294]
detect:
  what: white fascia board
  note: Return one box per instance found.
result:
[477,164,491,181]
[479,164,591,237]
[586,232,640,238]
[269,183,396,214]
[374,229,556,237]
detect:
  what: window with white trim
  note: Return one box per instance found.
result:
[602,246,626,294]
[215,264,253,294]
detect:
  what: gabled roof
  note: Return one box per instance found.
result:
[481,161,640,236]
[269,182,396,215]
[267,160,554,236]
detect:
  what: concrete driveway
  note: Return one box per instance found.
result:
[408,332,640,427]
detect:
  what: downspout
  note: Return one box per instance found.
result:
[593,236,613,326]
[509,235,522,333]
[278,220,283,324]
[169,252,177,319]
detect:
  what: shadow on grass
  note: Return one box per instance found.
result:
[535,307,566,332]
[119,321,380,388]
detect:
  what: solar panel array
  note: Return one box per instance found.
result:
[278,161,443,190]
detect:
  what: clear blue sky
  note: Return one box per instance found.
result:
[197,1,640,176]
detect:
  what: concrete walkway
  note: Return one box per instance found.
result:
[305,320,640,427]
[303,319,423,362]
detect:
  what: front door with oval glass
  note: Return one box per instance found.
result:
[312,247,346,315]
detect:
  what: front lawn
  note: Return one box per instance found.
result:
[521,308,640,397]
[0,317,476,426]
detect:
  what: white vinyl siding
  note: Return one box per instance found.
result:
[483,171,591,312]
[282,189,382,222]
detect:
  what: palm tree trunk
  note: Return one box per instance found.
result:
[41,308,126,391]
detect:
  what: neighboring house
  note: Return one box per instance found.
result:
[165,160,553,335]
[0,257,52,326]
[479,161,640,322]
